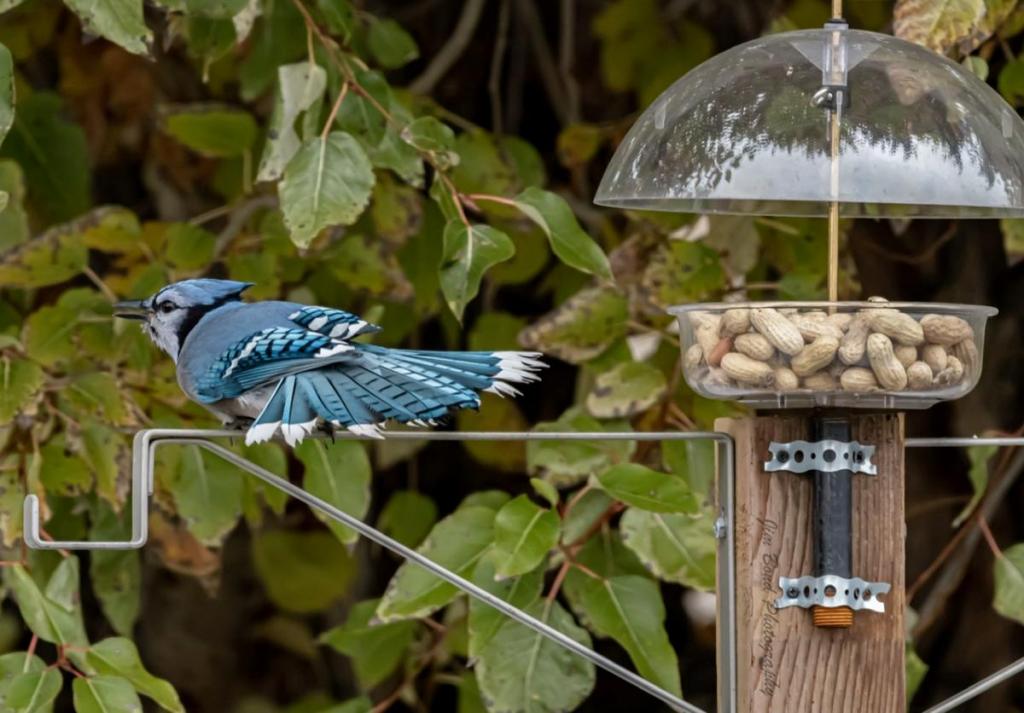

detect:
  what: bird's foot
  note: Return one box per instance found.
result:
[221,417,254,431]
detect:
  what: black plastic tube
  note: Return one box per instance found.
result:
[812,415,852,578]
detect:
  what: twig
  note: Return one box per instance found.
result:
[513,0,570,124]
[545,560,571,604]
[409,0,487,95]
[558,0,579,123]
[489,0,510,132]
[913,444,1024,637]
[321,82,349,139]
[82,266,118,304]
[858,221,958,266]
[212,195,279,257]
[979,516,1004,559]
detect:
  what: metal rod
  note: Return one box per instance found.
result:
[923,656,1024,713]
[812,417,853,580]
[906,437,1024,448]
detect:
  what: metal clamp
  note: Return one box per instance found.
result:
[764,439,876,475]
[776,574,890,613]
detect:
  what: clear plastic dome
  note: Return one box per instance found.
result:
[596,28,1024,217]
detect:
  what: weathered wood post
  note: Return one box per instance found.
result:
[717,413,905,712]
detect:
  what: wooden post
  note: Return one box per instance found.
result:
[716,413,905,713]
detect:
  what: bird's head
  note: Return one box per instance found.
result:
[114,279,253,359]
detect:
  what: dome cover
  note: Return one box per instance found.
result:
[595,28,1024,217]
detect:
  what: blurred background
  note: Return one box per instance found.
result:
[0,0,1023,711]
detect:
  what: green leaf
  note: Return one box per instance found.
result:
[527,407,635,488]
[376,506,495,622]
[252,529,356,614]
[906,641,928,704]
[0,653,53,713]
[994,542,1024,625]
[467,559,544,658]
[0,159,29,254]
[89,504,141,636]
[24,305,78,366]
[620,507,716,590]
[953,445,997,527]
[164,106,258,157]
[439,220,514,321]
[184,0,247,18]
[335,69,390,146]
[999,59,1024,105]
[596,463,698,513]
[167,446,243,545]
[257,62,328,182]
[315,0,355,40]
[514,187,612,280]
[574,575,681,695]
[296,439,371,545]
[5,667,61,712]
[662,439,715,500]
[63,0,151,56]
[519,286,629,364]
[165,223,216,271]
[4,559,88,648]
[367,18,419,69]
[319,599,416,689]
[377,490,437,548]
[280,131,375,248]
[0,43,13,150]
[87,638,184,713]
[401,117,457,168]
[530,478,559,508]
[562,489,613,545]
[237,0,305,100]
[1001,218,1024,254]
[475,600,595,713]
[0,358,43,426]
[38,438,92,496]
[0,92,90,223]
[586,361,667,419]
[490,495,559,578]
[642,240,725,307]
[71,676,141,713]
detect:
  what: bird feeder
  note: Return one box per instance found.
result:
[596,18,1022,713]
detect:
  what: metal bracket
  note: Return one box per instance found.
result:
[764,439,876,475]
[22,427,735,713]
[776,574,890,614]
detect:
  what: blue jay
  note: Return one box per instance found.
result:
[114,279,544,446]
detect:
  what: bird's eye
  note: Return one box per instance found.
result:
[158,301,176,314]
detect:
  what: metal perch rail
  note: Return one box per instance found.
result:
[26,428,734,713]
[20,430,1024,713]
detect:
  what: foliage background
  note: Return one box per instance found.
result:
[0,0,1023,711]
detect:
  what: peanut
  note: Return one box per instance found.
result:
[803,371,837,390]
[951,338,979,377]
[921,344,948,373]
[720,308,750,337]
[866,309,925,346]
[838,315,870,365]
[895,345,918,368]
[774,367,800,391]
[720,353,774,386]
[707,337,732,367]
[687,310,714,329]
[920,314,973,346]
[750,308,804,356]
[791,336,840,377]
[867,333,908,390]
[906,361,934,390]
[684,344,703,371]
[840,367,879,392]
[789,314,844,342]
[734,332,775,361]
[695,323,720,359]
[935,355,965,386]
[827,312,853,330]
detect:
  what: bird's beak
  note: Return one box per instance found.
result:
[113,300,148,320]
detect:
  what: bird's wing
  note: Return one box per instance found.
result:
[192,326,358,402]
[287,306,381,340]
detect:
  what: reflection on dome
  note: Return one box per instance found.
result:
[596,29,1024,217]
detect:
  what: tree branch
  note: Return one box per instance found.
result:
[409,0,487,95]
[514,0,570,125]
